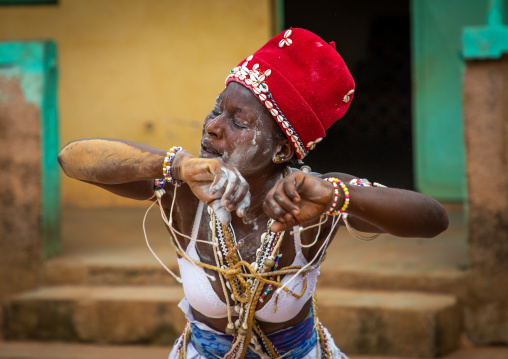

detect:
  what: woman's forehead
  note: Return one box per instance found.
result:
[221,83,271,116]
[223,82,260,103]
[215,83,280,133]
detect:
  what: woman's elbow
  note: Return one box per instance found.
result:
[439,207,450,232]
[57,141,78,178]
[422,204,450,238]
[57,147,68,174]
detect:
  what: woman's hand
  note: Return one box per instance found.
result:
[178,155,251,225]
[263,171,334,232]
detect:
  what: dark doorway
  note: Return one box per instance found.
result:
[284,0,413,189]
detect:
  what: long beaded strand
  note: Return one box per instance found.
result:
[209,209,237,335]
[218,218,286,359]
[145,184,333,358]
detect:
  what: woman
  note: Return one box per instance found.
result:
[58,29,449,359]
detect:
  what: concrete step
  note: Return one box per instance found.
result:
[1,342,507,359]
[0,341,172,359]
[3,286,461,357]
[47,207,468,300]
[42,256,468,298]
[317,266,468,300]
[43,260,179,286]
[317,289,460,357]
[2,285,187,346]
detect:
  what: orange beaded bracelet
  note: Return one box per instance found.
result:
[324,177,350,215]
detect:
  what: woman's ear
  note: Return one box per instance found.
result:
[272,139,294,163]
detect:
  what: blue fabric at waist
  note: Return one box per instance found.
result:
[190,311,316,359]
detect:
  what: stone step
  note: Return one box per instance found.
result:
[317,266,468,299]
[317,289,461,357]
[42,260,180,286]
[2,342,507,359]
[3,286,461,357]
[3,285,187,346]
[43,258,468,301]
[0,341,173,359]
[48,207,468,297]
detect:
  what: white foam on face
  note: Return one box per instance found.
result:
[258,110,278,155]
[252,130,261,145]
[224,106,279,169]
[226,138,259,169]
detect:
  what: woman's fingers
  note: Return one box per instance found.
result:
[208,163,251,217]
[270,219,296,232]
[263,180,298,228]
[235,190,251,218]
[272,187,300,217]
[282,173,302,204]
[264,174,303,217]
[221,168,245,207]
[264,171,334,232]
[210,167,229,194]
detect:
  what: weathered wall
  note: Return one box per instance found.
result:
[0,76,42,299]
[463,57,508,344]
[0,0,272,207]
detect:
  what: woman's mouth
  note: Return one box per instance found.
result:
[200,141,222,157]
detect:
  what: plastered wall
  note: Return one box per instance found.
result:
[0,0,272,207]
[0,73,42,299]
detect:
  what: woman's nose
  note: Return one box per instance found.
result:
[204,115,225,138]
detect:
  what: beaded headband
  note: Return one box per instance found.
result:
[226,56,307,158]
[225,28,355,160]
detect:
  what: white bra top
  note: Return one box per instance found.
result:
[177,203,320,323]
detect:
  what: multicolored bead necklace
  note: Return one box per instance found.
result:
[209,209,285,359]
[259,254,280,303]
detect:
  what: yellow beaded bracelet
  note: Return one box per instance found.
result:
[324,177,350,215]
[163,146,184,186]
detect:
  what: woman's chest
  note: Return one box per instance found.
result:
[193,217,298,271]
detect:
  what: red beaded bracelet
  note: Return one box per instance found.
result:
[324,177,350,215]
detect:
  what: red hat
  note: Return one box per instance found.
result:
[225,28,355,160]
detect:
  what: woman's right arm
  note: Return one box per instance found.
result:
[58,138,167,200]
[58,138,251,221]
[58,138,166,184]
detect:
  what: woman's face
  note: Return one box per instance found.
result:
[200,82,283,176]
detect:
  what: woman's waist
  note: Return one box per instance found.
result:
[190,303,316,359]
[191,299,313,335]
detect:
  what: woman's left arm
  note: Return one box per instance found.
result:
[263,171,449,238]
[342,181,449,238]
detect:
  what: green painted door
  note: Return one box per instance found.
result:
[411,0,489,201]
[0,41,60,257]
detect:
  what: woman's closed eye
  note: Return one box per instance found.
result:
[232,119,247,129]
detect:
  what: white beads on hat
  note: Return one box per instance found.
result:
[343,89,355,103]
[279,29,293,48]
[307,137,323,150]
